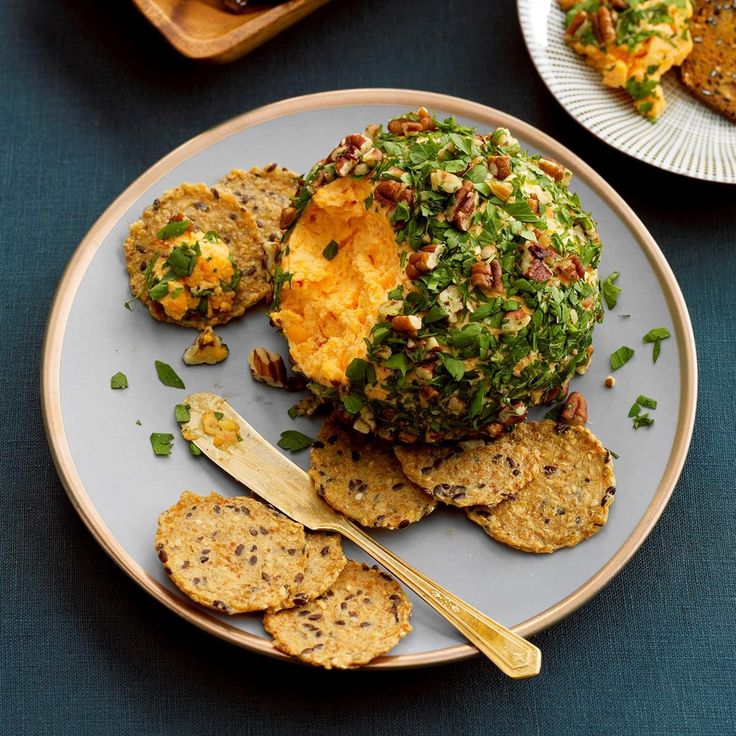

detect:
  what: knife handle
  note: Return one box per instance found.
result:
[333,519,541,678]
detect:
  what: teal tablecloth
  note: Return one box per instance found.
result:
[1,1,734,733]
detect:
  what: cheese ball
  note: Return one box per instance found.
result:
[270,110,603,442]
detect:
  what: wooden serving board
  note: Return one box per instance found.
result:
[132,0,332,62]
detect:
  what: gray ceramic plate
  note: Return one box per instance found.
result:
[42,90,697,668]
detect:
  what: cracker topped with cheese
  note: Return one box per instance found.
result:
[561,0,693,120]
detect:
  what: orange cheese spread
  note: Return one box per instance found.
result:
[270,178,406,386]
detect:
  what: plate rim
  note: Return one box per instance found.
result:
[41,88,698,669]
[516,0,736,185]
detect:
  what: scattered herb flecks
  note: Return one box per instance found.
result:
[175,404,190,424]
[610,346,635,371]
[150,432,174,456]
[277,430,314,452]
[188,442,202,457]
[110,372,128,390]
[322,240,339,260]
[155,360,185,389]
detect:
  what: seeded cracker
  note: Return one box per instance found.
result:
[467,421,616,554]
[218,165,299,271]
[155,491,306,613]
[124,183,270,327]
[263,561,412,669]
[309,416,437,529]
[275,532,347,610]
[394,424,539,508]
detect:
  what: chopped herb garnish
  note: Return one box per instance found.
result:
[110,372,128,390]
[157,219,191,240]
[601,271,621,310]
[150,432,174,456]
[135,419,142,426]
[154,360,185,389]
[610,346,635,371]
[643,327,671,363]
[189,441,202,457]
[628,402,641,417]
[384,353,410,377]
[363,194,373,210]
[174,403,190,423]
[440,355,465,381]
[322,240,339,260]
[277,430,314,452]
[213,411,224,421]
[633,413,654,429]
[123,296,138,311]
[636,394,657,410]
[606,448,620,460]
[342,394,363,414]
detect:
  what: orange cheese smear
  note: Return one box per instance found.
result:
[271,178,406,387]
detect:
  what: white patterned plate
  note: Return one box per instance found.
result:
[518,0,736,183]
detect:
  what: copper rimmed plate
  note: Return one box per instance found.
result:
[42,89,697,668]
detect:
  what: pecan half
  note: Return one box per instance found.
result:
[537,157,566,182]
[559,391,587,426]
[487,155,512,180]
[391,314,422,337]
[595,6,616,45]
[449,180,478,231]
[279,206,297,230]
[249,348,288,389]
[470,259,504,295]
[374,180,413,208]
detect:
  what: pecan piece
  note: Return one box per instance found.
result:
[566,9,588,36]
[538,157,567,182]
[387,107,436,136]
[341,133,372,152]
[528,241,556,260]
[374,180,413,208]
[499,401,528,426]
[610,0,628,11]
[526,259,552,282]
[248,348,288,389]
[448,180,478,232]
[571,254,585,279]
[487,155,512,180]
[559,391,587,426]
[279,206,297,230]
[333,147,359,177]
[391,314,422,337]
[406,245,441,280]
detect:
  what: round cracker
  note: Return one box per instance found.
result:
[218,165,298,246]
[275,531,347,610]
[124,182,270,327]
[309,416,437,529]
[263,560,412,669]
[394,424,540,508]
[467,422,616,553]
[155,491,307,613]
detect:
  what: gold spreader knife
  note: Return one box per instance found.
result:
[181,392,541,678]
